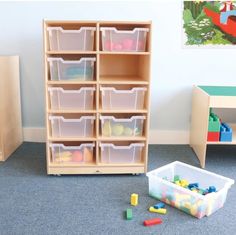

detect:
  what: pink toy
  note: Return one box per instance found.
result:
[122,39,133,50]
[71,150,83,162]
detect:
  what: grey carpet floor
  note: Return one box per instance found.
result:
[0,143,235,235]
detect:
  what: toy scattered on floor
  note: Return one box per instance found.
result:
[149,207,167,214]
[126,208,133,220]
[130,193,138,206]
[153,202,165,209]
[54,147,93,163]
[102,121,141,137]
[143,218,162,226]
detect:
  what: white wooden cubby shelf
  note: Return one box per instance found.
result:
[44,20,152,175]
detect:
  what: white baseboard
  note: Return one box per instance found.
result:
[23,127,46,142]
[23,127,190,144]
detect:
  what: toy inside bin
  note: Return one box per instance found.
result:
[146,161,234,219]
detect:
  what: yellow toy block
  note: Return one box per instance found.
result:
[130,193,138,206]
[180,179,189,187]
[149,207,167,214]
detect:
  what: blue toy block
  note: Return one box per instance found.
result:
[153,202,165,209]
[220,123,232,142]
[208,186,216,193]
[188,183,199,189]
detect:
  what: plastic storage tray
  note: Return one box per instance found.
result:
[49,115,95,137]
[47,27,96,51]
[50,143,95,163]
[100,27,149,52]
[100,143,144,163]
[100,87,146,110]
[100,115,145,137]
[48,87,95,110]
[147,161,234,219]
[48,57,96,81]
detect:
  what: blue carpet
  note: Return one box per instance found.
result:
[0,143,235,235]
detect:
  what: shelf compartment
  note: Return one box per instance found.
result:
[50,142,95,164]
[100,86,147,110]
[48,87,95,110]
[99,75,149,84]
[49,115,95,138]
[100,54,150,82]
[100,27,149,52]
[100,115,145,137]
[47,27,96,51]
[100,142,144,164]
[48,57,96,81]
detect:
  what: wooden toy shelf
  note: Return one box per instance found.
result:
[190,85,236,168]
[44,20,151,175]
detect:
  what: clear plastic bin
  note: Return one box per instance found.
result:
[50,143,95,163]
[48,87,95,110]
[49,116,95,137]
[100,27,149,52]
[47,27,96,51]
[147,161,234,219]
[100,115,145,137]
[100,87,147,110]
[100,143,144,163]
[48,57,96,81]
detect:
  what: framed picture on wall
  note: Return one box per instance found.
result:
[183,1,236,47]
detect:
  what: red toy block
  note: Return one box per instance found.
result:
[207,132,220,141]
[143,218,162,226]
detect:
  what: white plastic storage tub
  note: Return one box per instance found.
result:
[48,57,96,81]
[100,143,144,163]
[100,27,149,52]
[49,116,95,137]
[100,115,145,137]
[48,87,95,110]
[100,87,147,110]
[50,143,95,163]
[147,161,234,219]
[47,27,96,51]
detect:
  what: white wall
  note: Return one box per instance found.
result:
[0,1,235,143]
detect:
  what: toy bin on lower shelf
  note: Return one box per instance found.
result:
[48,87,95,110]
[49,115,95,137]
[100,27,149,52]
[100,115,145,137]
[48,57,96,81]
[50,143,95,164]
[47,27,96,51]
[100,87,147,110]
[100,143,144,163]
[146,161,234,219]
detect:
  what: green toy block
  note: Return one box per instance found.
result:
[208,113,220,132]
[174,175,180,182]
[126,209,132,220]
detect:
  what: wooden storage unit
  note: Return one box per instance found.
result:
[44,20,151,174]
[0,56,23,161]
[190,85,236,168]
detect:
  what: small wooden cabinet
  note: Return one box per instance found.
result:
[43,20,152,174]
[0,56,23,161]
[190,85,236,168]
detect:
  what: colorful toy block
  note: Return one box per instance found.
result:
[130,193,138,206]
[188,183,199,189]
[126,208,132,220]
[149,207,167,214]
[174,175,180,182]
[207,131,220,141]
[153,202,165,209]
[208,186,216,193]
[208,113,220,132]
[220,123,232,142]
[143,218,162,226]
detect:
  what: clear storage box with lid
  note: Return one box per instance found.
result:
[100,27,149,52]
[47,27,96,51]
[48,57,96,81]
[48,87,95,110]
[147,161,234,219]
